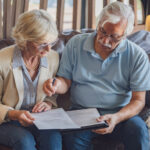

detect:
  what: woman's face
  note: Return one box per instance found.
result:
[26,40,52,57]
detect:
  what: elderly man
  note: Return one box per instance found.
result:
[44,2,150,150]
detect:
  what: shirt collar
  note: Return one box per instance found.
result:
[83,31,96,53]
[40,56,48,68]
[110,39,127,57]
[12,46,48,69]
[12,46,24,68]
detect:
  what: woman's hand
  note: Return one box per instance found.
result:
[92,114,119,134]
[32,101,52,113]
[8,110,34,127]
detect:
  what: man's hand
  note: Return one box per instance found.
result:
[32,101,52,113]
[43,78,61,96]
[93,91,146,135]
[92,114,119,134]
[8,110,35,127]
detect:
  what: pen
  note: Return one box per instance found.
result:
[52,77,56,86]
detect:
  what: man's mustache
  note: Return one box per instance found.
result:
[98,39,112,48]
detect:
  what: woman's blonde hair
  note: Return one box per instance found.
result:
[12,9,58,49]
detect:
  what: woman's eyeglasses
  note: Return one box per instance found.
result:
[37,39,58,51]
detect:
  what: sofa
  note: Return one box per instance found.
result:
[0,29,150,150]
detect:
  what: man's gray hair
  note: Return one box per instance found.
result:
[97,1,134,35]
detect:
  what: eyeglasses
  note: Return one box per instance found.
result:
[37,39,58,51]
[98,27,124,43]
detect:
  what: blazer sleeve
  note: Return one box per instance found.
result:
[0,70,13,124]
[44,95,58,108]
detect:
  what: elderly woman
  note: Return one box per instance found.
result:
[0,9,61,150]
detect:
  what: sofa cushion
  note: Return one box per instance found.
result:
[127,30,150,54]
[0,39,14,50]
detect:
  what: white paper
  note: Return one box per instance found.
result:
[32,108,106,130]
[67,108,105,127]
[32,108,80,129]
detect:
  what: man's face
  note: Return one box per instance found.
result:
[96,20,127,52]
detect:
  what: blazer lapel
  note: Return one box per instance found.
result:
[12,66,24,109]
[36,66,49,103]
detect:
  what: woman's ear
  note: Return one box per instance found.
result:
[26,41,35,50]
[26,41,31,48]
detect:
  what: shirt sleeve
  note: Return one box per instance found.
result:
[57,37,76,80]
[130,49,150,91]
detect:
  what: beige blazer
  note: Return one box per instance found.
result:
[0,45,59,124]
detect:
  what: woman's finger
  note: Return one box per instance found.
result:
[36,105,46,112]
[33,102,49,113]
[43,106,51,112]
[25,111,35,120]
[32,102,42,112]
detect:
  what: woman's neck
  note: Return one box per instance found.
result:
[21,50,40,81]
[21,50,39,63]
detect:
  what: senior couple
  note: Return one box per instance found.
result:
[0,1,150,150]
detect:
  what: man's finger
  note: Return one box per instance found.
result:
[43,85,52,96]
[97,115,110,122]
[43,80,53,96]
[43,83,55,96]
[92,127,110,134]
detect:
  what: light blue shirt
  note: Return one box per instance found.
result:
[13,47,48,111]
[57,32,150,113]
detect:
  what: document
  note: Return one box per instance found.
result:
[31,108,108,130]
[32,108,80,130]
